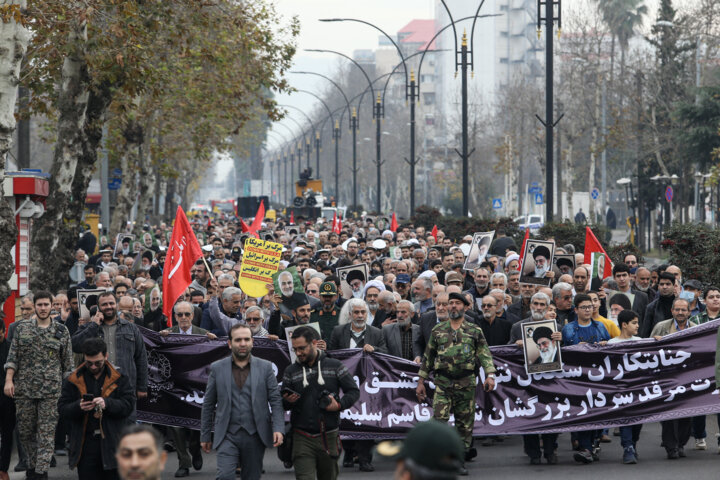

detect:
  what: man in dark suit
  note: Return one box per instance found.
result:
[416,293,450,359]
[161,302,216,476]
[328,298,386,472]
[382,300,421,362]
[612,264,649,327]
[200,324,284,480]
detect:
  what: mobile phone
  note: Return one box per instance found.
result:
[281,387,299,397]
[82,394,94,402]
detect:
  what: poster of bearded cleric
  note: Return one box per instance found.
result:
[521,319,563,374]
[336,264,369,300]
[519,240,556,286]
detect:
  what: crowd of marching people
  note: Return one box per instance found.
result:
[2,210,720,480]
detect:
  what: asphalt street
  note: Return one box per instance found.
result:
[7,420,720,480]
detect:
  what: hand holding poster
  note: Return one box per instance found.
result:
[239,238,283,298]
[519,239,556,286]
[463,231,494,271]
[521,319,563,374]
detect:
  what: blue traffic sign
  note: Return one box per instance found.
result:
[665,186,673,203]
[108,179,122,190]
[591,187,600,200]
[528,182,542,194]
[535,193,544,205]
[492,198,502,209]
[111,168,122,176]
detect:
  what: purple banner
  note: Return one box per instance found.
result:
[137,321,720,439]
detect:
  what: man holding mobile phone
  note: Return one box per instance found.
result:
[58,337,135,480]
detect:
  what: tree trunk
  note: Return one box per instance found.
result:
[109,152,135,235]
[135,142,156,227]
[0,1,29,304]
[566,141,574,218]
[589,79,600,223]
[30,19,89,292]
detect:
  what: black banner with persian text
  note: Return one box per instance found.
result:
[137,321,720,439]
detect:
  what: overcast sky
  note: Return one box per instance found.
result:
[263,0,693,154]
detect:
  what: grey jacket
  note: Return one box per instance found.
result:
[71,318,148,393]
[382,322,421,360]
[200,355,284,449]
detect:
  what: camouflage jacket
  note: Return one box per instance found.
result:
[4,318,73,398]
[418,320,496,387]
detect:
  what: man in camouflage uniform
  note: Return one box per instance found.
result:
[416,292,496,476]
[4,291,73,480]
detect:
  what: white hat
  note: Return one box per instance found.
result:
[292,246,304,254]
[362,279,386,297]
[505,253,520,267]
[382,229,394,238]
[202,244,213,252]
[459,243,471,256]
[418,270,436,279]
[341,237,358,251]
[372,239,387,250]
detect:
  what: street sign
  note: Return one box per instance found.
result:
[665,186,673,203]
[492,198,502,209]
[528,182,542,194]
[535,193,544,205]
[591,187,600,200]
[108,168,122,191]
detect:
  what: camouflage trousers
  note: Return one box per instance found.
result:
[432,383,476,450]
[15,396,59,474]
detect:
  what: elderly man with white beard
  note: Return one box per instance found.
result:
[328,299,386,472]
[507,291,562,465]
[382,300,421,362]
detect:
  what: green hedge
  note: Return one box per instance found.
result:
[410,205,523,246]
[662,222,720,284]
[537,222,607,254]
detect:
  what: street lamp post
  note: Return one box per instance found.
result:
[536,0,562,222]
[439,1,492,217]
[307,48,383,213]
[291,71,353,204]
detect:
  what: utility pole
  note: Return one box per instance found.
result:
[351,108,359,211]
[333,120,340,204]
[537,0,562,222]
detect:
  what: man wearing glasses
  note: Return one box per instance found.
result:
[561,293,610,464]
[416,292,496,475]
[160,302,215,477]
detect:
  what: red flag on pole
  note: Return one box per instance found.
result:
[390,213,398,232]
[249,200,265,233]
[431,225,438,242]
[584,226,613,278]
[331,211,338,234]
[162,206,203,326]
[290,210,295,225]
[517,228,531,265]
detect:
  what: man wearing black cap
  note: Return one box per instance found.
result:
[377,420,465,480]
[310,282,340,343]
[416,292,496,475]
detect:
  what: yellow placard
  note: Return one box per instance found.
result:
[238,238,283,298]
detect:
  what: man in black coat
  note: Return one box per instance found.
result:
[328,298,386,472]
[611,264,649,327]
[641,272,676,338]
[58,337,135,480]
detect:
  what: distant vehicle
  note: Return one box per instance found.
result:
[514,214,544,232]
[320,206,346,222]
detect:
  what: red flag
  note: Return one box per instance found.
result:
[431,225,438,242]
[162,206,203,326]
[249,200,265,232]
[390,213,398,232]
[517,228,531,265]
[290,210,295,225]
[332,211,342,234]
[584,226,613,278]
